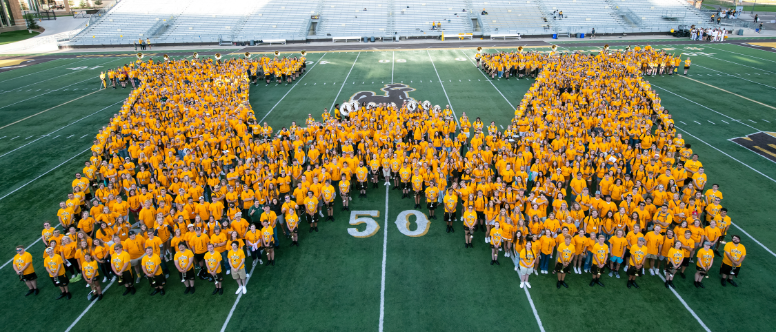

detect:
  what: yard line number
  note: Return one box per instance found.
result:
[349,210,430,238]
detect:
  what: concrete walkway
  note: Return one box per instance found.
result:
[37,16,89,37]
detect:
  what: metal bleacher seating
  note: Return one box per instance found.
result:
[64,0,711,46]
[71,0,189,45]
[613,0,707,28]
[156,0,250,44]
[233,0,316,42]
[317,1,390,39]
[542,0,625,32]
[474,0,551,35]
[394,0,473,37]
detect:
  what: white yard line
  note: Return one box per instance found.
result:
[64,280,115,332]
[378,185,389,332]
[0,225,60,270]
[652,85,763,132]
[0,89,104,131]
[391,51,395,84]
[703,53,776,74]
[220,263,259,332]
[523,288,546,332]
[0,76,97,112]
[0,147,91,202]
[426,50,459,126]
[657,274,712,332]
[694,64,776,90]
[459,49,516,110]
[0,58,83,83]
[258,53,327,123]
[730,222,776,258]
[706,45,776,64]
[329,52,361,112]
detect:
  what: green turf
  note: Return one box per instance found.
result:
[0,30,41,45]
[1,41,775,331]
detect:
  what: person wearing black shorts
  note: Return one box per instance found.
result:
[141,247,166,296]
[13,246,39,297]
[174,243,196,294]
[555,236,575,289]
[205,244,224,295]
[720,235,746,287]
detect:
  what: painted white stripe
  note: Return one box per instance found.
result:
[0,76,96,111]
[426,50,459,126]
[459,49,516,110]
[653,85,762,132]
[0,147,91,202]
[721,120,729,124]
[378,185,389,332]
[391,51,395,84]
[706,45,776,64]
[0,59,80,83]
[657,274,712,332]
[763,119,770,123]
[64,280,115,332]
[707,120,715,124]
[0,225,61,270]
[523,288,546,332]
[693,120,701,125]
[258,53,326,123]
[730,222,776,258]
[694,64,776,90]
[679,127,775,182]
[328,52,360,112]
[703,52,776,73]
[219,263,258,332]
[80,134,89,139]
[0,100,123,158]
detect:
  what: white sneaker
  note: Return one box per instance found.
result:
[102,277,108,283]
[485,237,490,244]
[165,274,169,278]
[615,273,621,279]
[515,266,518,272]
[227,270,231,275]
[86,283,91,287]
[235,287,242,295]
[649,268,655,276]
[246,273,250,278]
[525,282,532,289]
[505,252,509,258]
[111,276,116,282]
[608,271,613,277]
[499,247,503,252]
[534,270,538,276]
[520,282,525,288]
[319,211,324,217]
[259,259,264,265]
[384,182,390,186]
[242,286,247,294]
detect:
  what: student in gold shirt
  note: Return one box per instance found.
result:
[555,235,575,289]
[82,252,103,301]
[174,242,196,294]
[694,241,714,289]
[141,247,166,295]
[205,243,224,295]
[665,240,684,289]
[13,246,38,297]
[627,237,647,289]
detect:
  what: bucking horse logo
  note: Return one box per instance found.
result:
[349,83,417,106]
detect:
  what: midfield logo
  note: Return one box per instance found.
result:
[730,132,776,163]
[348,83,417,107]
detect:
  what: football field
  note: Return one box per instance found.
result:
[0,41,775,331]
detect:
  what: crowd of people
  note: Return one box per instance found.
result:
[12,46,747,301]
[689,27,728,42]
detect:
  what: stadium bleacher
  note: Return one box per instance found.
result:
[65,0,712,46]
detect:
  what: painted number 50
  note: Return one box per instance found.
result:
[348,210,430,238]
